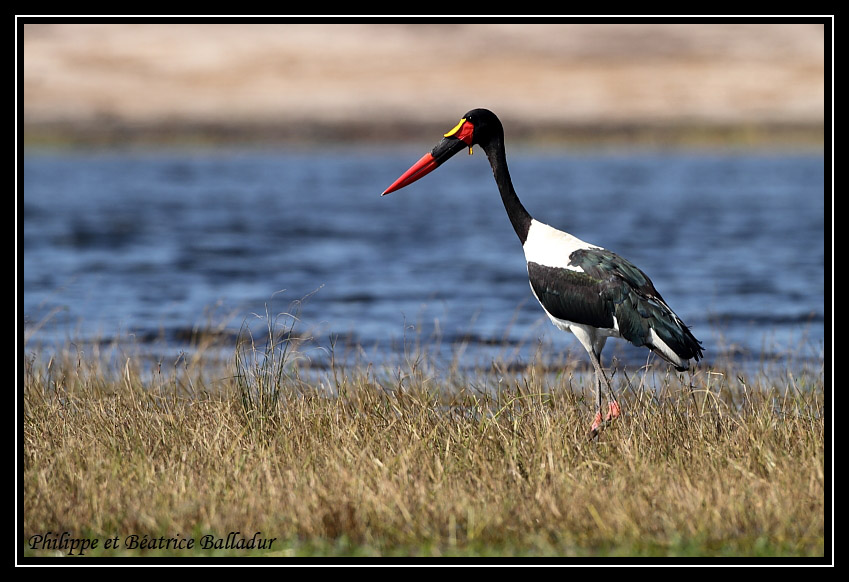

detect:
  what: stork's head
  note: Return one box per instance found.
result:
[381,108,502,196]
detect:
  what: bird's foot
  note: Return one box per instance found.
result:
[590,410,604,433]
[588,411,604,440]
[605,400,621,422]
[588,402,622,440]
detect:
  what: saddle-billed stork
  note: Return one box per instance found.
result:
[382,108,703,438]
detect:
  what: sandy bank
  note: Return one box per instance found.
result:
[21,22,827,146]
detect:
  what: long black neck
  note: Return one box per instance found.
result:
[482,134,532,245]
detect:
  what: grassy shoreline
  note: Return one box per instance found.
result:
[20,324,826,559]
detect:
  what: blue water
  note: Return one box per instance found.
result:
[22,147,826,371]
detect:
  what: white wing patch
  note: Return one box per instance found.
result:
[522,220,600,271]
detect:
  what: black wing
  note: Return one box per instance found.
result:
[528,248,703,366]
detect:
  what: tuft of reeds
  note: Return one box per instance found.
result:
[234,301,307,435]
[22,322,826,558]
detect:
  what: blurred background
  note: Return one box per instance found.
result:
[23,22,826,144]
[21,21,827,374]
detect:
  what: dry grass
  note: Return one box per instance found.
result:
[21,322,826,559]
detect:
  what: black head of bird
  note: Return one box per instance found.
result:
[382,109,503,196]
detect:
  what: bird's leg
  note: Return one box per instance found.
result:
[602,367,621,422]
[588,351,620,438]
[588,351,607,437]
[590,387,603,434]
